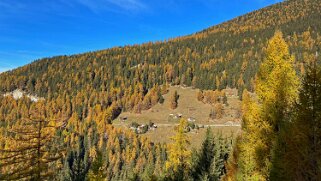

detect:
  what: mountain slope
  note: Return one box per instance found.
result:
[0,0,320,104]
[1,1,321,179]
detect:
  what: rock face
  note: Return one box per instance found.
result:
[3,89,44,102]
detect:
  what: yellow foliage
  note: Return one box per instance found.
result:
[236,31,299,180]
[165,119,191,175]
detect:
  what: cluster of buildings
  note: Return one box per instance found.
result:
[129,122,158,134]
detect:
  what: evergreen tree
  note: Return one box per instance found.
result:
[192,129,232,181]
[279,57,321,180]
[192,128,215,180]
[209,134,229,181]
[159,94,165,104]
[66,136,91,181]
[223,94,228,106]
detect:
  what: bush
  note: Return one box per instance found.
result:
[141,125,149,134]
[130,122,140,128]
[188,122,196,129]
[159,95,165,104]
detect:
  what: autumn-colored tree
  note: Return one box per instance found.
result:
[237,90,263,180]
[233,31,299,180]
[197,90,204,102]
[202,90,224,105]
[214,103,224,119]
[254,31,299,178]
[0,102,63,180]
[170,90,179,109]
[165,119,191,180]
[0,0,320,180]
[256,30,299,129]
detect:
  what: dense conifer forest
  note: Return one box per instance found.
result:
[1,0,321,180]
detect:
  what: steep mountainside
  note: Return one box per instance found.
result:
[0,0,320,107]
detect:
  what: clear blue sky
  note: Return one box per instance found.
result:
[0,0,282,72]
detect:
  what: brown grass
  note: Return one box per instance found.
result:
[113,86,242,148]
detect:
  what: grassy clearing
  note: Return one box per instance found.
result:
[113,86,242,148]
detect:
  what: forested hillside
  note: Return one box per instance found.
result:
[1,0,321,180]
[0,0,320,99]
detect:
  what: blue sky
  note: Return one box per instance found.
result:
[0,0,282,72]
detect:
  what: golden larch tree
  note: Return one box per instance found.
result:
[165,119,191,180]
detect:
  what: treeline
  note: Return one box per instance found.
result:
[224,31,321,180]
